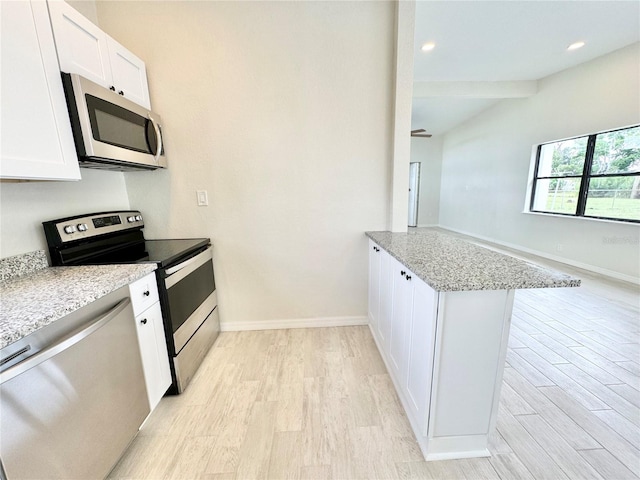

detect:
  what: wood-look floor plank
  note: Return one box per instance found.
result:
[592,409,640,448]
[539,386,640,477]
[298,465,332,480]
[547,321,634,362]
[458,458,501,480]
[554,363,640,424]
[511,348,610,410]
[496,406,570,480]
[502,368,601,450]
[267,431,302,480]
[165,435,218,479]
[235,400,278,480]
[578,449,640,480]
[509,325,569,364]
[395,461,439,480]
[488,429,513,454]
[571,346,640,389]
[581,323,640,347]
[499,381,537,415]
[609,383,640,408]
[276,381,304,432]
[107,434,182,479]
[515,414,604,479]
[617,361,640,377]
[488,453,536,480]
[512,311,581,346]
[505,349,555,387]
[530,332,626,385]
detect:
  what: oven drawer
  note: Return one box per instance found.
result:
[129,272,160,316]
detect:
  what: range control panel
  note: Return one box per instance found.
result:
[44,211,144,244]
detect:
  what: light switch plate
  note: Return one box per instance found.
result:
[196,190,209,206]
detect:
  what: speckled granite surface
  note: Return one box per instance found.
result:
[366,229,580,292]
[0,251,49,282]
[0,264,157,349]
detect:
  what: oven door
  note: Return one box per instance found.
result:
[163,246,217,354]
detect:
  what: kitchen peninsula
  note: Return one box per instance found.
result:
[366,228,580,461]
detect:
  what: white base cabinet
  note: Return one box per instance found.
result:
[367,240,514,460]
[129,273,171,412]
[0,0,81,180]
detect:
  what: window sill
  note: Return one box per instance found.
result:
[522,210,639,226]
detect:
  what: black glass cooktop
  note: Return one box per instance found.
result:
[144,238,210,268]
[61,237,210,268]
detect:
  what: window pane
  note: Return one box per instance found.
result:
[538,137,587,177]
[585,175,640,221]
[532,178,580,214]
[591,126,640,175]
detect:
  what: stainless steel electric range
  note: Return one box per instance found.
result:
[43,210,219,394]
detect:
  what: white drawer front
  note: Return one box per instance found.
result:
[129,273,160,317]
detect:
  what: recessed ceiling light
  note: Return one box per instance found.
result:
[421,42,436,52]
[567,41,585,51]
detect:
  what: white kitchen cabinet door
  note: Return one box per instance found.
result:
[47,0,113,87]
[135,302,171,411]
[406,278,438,434]
[48,0,151,109]
[0,0,80,180]
[376,249,394,352]
[389,259,414,386]
[106,36,150,109]
[368,241,382,333]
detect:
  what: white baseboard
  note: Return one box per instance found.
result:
[220,315,368,332]
[440,225,640,285]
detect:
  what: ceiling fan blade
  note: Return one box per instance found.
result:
[411,129,432,138]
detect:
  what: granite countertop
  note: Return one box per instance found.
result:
[366,229,580,292]
[0,262,157,350]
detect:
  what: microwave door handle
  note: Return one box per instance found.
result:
[148,114,163,165]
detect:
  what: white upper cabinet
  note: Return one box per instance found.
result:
[106,36,150,109]
[48,0,151,109]
[0,0,80,180]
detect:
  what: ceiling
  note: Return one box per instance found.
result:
[411,1,640,136]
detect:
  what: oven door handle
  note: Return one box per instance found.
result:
[164,246,213,288]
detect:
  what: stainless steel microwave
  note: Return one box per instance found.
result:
[61,73,167,171]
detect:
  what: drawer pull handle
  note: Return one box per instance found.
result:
[143,290,150,297]
[140,318,148,325]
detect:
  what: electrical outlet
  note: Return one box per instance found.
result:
[196,190,208,206]
[556,243,563,253]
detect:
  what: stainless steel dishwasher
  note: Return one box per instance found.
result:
[0,286,150,480]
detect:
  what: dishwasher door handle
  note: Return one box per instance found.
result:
[0,299,130,384]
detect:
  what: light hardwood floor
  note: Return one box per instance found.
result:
[109,264,639,479]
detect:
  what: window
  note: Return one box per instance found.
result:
[530,125,640,223]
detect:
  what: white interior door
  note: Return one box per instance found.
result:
[408,162,421,227]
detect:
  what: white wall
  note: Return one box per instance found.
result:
[411,136,442,226]
[65,0,98,24]
[0,170,130,258]
[439,43,640,281]
[96,1,395,326]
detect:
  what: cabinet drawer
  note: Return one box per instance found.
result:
[129,273,159,317]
